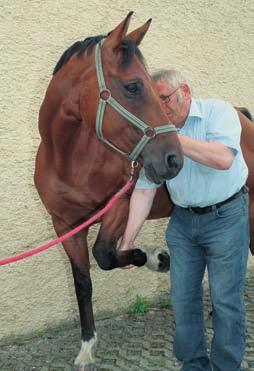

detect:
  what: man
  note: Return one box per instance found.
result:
[119,69,249,371]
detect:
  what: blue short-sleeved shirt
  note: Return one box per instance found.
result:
[136,99,248,207]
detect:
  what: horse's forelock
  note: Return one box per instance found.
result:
[120,39,146,67]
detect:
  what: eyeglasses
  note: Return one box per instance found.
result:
[159,87,180,104]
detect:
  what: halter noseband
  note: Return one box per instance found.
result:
[95,40,176,162]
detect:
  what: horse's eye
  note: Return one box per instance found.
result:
[125,82,140,95]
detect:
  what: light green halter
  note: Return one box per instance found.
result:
[95,40,176,162]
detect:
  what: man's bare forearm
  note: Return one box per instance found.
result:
[120,188,157,250]
[179,135,235,169]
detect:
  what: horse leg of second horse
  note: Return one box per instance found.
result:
[52,216,97,370]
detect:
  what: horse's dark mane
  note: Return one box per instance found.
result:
[53,34,145,75]
[53,35,105,75]
[238,107,253,122]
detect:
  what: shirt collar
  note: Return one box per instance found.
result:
[188,99,204,118]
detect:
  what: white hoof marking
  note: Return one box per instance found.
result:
[139,246,170,272]
[74,333,98,367]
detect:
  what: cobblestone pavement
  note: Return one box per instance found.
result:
[1,270,254,371]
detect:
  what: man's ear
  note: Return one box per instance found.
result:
[180,83,191,100]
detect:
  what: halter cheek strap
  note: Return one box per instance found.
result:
[95,40,176,162]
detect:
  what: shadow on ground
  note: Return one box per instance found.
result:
[1,271,254,371]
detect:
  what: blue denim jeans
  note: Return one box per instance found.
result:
[166,191,249,371]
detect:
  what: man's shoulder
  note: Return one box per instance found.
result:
[194,98,230,108]
[194,98,234,117]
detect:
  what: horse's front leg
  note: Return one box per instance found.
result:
[52,216,97,371]
[92,197,170,272]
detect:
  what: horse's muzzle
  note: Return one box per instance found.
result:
[166,152,183,174]
[144,151,183,184]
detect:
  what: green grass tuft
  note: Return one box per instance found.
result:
[128,295,151,314]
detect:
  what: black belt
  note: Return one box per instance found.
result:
[186,186,248,215]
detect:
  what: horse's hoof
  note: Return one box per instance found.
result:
[74,364,96,371]
[139,246,170,272]
[74,336,97,371]
[158,250,170,272]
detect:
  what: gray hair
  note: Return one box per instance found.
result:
[151,69,192,95]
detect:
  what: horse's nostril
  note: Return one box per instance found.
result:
[167,153,179,169]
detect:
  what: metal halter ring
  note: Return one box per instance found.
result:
[144,127,156,138]
[100,89,111,101]
[130,160,139,179]
[131,160,139,169]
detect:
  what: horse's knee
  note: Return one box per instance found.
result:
[71,262,92,303]
[92,242,117,270]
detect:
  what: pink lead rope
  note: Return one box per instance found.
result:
[0,179,134,266]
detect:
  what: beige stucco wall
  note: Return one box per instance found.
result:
[0,0,253,341]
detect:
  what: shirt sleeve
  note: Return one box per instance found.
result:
[135,168,162,189]
[206,100,241,152]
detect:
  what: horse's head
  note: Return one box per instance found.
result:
[55,12,183,184]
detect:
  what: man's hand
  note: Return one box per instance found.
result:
[117,244,135,269]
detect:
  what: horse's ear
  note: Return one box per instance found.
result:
[126,18,152,46]
[104,11,133,50]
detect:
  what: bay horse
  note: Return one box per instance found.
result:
[35,12,183,370]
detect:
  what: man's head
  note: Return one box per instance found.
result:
[152,69,192,127]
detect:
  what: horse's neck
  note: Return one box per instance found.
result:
[238,111,254,188]
[239,111,254,150]
[46,110,128,194]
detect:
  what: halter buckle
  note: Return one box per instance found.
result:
[130,160,139,179]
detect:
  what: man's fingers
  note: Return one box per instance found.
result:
[121,264,135,270]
